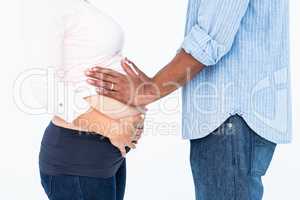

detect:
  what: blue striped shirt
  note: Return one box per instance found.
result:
[181,0,292,143]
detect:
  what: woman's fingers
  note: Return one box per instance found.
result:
[116,142,136,157]
[127,142,136,149]
[135,129,143,140]
[118,145,127,158]
[127,114,145,128]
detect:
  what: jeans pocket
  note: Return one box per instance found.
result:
[40,172,54,198]
[250,134,276,176]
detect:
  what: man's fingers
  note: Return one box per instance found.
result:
[124,58,148,80]
[86,79,118,91]
[121,59,138,78]
[95,87,119,99]
[85,70,119,84]
[86,78,101,87]
[125,58,140,75]
[91,66,123,78]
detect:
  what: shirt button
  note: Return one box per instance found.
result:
[227,123,233,129]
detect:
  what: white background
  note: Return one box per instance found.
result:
[0,0,299,199]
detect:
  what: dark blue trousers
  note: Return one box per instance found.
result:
[40,160,126,200]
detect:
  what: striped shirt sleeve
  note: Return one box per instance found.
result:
[181,0,250,66]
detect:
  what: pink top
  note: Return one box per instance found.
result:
[32,0,127,122]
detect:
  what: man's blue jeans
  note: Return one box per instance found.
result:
[190,115,276,200]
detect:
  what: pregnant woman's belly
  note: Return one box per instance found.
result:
[39,122,128,178]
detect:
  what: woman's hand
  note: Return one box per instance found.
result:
[73,108,145,157]
[85,58,158,107]
[108,114,145,157]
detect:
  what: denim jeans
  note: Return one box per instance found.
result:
[190,115,276,200]
[40,160,126,200]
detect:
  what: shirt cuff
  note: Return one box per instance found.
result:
[181,25,226,66]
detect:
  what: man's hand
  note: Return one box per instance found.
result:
[86,51,204,108]
[108,114,145,157]
[85,58,158,107]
